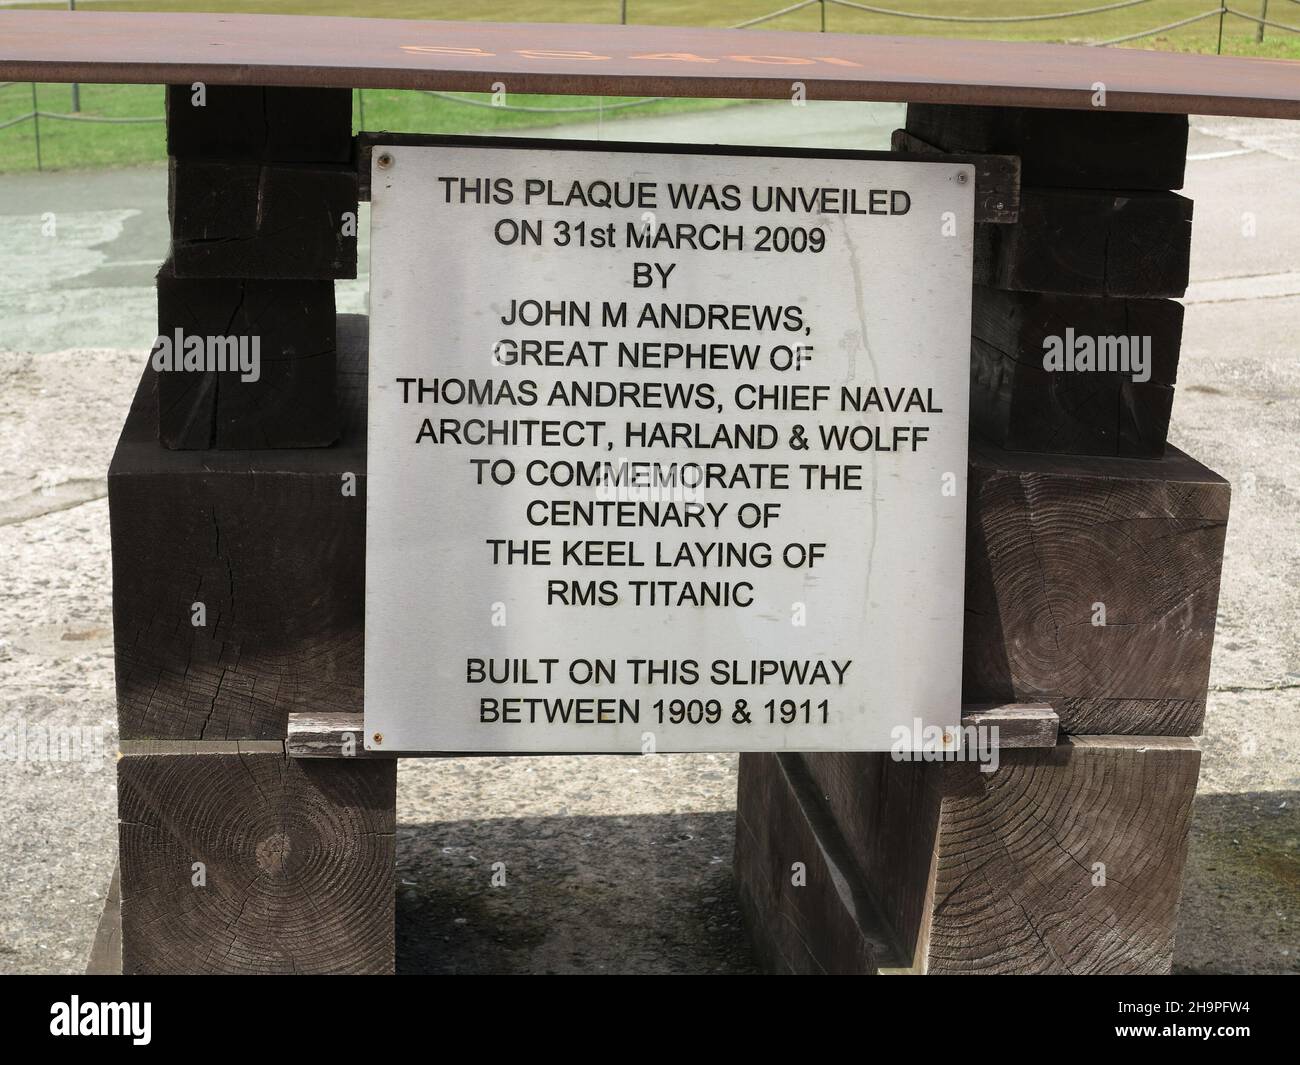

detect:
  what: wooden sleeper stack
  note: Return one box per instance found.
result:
[734,105,1229,974]
[156,85,356,449]
[111,86,395,974]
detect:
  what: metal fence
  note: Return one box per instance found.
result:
[2,1,1296,168]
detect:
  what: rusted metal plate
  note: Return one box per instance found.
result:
[1,11,1298,118]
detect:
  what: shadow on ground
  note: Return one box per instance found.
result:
[393,791,1298,975]
[396,811,758,975]
[1176,790,1299,975]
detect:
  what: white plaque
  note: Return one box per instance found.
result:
[365,140,973,753]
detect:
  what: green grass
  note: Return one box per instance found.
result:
[1,83,166,172]
[0,81,743,174]
[353,89,742,139]
[2,1,1297,173]
[9,0,1300,50]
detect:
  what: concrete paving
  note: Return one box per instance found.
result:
[0,102,1295,974]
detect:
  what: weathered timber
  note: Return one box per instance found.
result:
[121,739,285,755]
[289,712,380,758]
[165,83,352,163]
[85,862,122,975]
[889,129,1019,223]
[965,439,1229,735]
[288,706,1056,759]
[960,702,1058,749]
[168,158,358,279]
[906,104,1189,190]
[788,736,1201,974]
[971,287,1183,457]
[286,712,476,759]
[118,745,395,974]
[735,752,899,974]
[975,188,1193,298]
[155,261,339,449]
[110,315,367,740]
[783,751,938,973]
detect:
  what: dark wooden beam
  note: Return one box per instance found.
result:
[110,316,366,739]
[906,105,1189,190]
[889,128,1019,223]
[154,263,339,448]
[970,287,1183,458]
[168,158,358,280]
[165,84,352,163]
[975,188,1193,298]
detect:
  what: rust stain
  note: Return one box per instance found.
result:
[1,12,1298,118]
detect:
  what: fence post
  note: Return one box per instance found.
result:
[29,82,41,170]
[69,1,80,111]
[1258,0,1269,43]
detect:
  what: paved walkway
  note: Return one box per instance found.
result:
[0,102,1296,973]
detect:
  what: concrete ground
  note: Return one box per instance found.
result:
[0,101,1295,974]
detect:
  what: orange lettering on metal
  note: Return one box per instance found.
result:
[628,53,721,64]
[401,45,496,57]
[3,12,1297,119]
[515,50,609,61]
[727,55,817,66]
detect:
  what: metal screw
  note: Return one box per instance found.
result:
[956,171,968,184]
[372,732,384,745]
[376,152,393,170]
